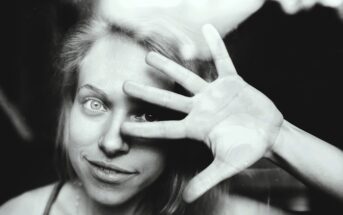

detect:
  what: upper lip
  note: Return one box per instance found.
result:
[86,158,138,174]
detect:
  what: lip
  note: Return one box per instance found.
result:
[85,158,139,184]
[87,158,138,174]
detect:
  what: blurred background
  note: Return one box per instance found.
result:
[0,0,342,213]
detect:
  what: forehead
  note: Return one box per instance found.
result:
[78,34,172,91]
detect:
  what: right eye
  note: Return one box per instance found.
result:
[82,98,107,114]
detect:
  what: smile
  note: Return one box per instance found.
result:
[85,158,139,184]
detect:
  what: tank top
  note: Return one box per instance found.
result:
[42,182,64,215]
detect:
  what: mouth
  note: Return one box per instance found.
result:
[85,158,139,184]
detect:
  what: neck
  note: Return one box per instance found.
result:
[73,183,151,215]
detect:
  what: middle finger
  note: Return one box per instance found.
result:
[146,52,208,94]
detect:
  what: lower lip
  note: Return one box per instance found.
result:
[87,162,137,184]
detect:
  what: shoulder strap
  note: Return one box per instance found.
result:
[42,181,64,215]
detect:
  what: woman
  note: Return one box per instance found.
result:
[0,17,221,215]
[96,0,343,203]
[1,2,343,215]
[0,16,296,214]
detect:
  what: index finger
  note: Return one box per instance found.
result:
[121,121,187,139]
[202,24,237,77]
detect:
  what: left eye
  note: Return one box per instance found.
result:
[83,98,107,113]
[132,112,157,122]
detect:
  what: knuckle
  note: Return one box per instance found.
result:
[185,98,193,112]
[160,121,168,137]
[162,92,171,107]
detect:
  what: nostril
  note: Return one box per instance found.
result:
[98,136,130,157]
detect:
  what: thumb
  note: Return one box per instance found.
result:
[182,159,233,203]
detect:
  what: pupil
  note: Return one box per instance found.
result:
[145,113,155,121]
[91,101,100,110]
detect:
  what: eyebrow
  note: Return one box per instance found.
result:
[77,84,112,107]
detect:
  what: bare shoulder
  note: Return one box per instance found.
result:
[0,183,57,215]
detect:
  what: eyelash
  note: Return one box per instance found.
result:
[82,97,107,114]
[131,112,158,122]
[81,97,158,122]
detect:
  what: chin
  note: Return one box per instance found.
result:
[84,179,141,206]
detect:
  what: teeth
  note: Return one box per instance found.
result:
[97,166,117,174]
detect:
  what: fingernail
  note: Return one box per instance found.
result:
[146,52,159,63]
[182,190,194,203]
[146,52,167,65]
[202,24,215,35]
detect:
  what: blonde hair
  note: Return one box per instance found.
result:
[55,16,218,215]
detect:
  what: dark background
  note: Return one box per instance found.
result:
[0,0,342,213]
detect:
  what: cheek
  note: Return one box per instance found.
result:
[68,103,103,148]
[131,145,166,185]
[66,104,106,178]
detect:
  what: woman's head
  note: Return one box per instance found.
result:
[56,17,214,213]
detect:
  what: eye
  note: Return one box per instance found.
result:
[82,98,107,114]
[142,112,157,122]
[132,112,158,122]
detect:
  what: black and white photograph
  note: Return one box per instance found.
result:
[0,0,342,214]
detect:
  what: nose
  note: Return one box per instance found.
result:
[98,109,129,157]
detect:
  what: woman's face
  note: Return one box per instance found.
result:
[67,35,173,206]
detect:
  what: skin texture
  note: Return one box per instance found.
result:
[121,24,284,202]
[121,24,343,203]
[66,34,172,212]
[86,0,343,206]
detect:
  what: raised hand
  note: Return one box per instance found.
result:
[121,24,284,202]
[98,0,265,60]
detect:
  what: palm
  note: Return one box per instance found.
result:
[122,25,283,202]
[185,75,282,175]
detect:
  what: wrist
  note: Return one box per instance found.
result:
[264,119,288,163]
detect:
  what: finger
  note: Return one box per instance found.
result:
[183,159,229,203]
[121,121,186,139]
[146,52,208,94]
[202,24,237,77]
[123,81,192,113]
